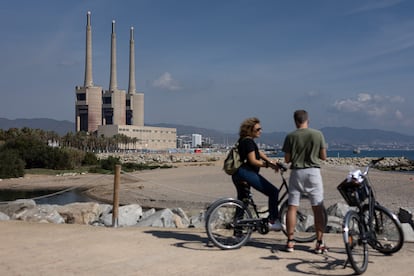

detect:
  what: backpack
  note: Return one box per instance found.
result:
[223,141,242,175]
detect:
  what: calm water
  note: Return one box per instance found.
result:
[271,150,414,160]
[0,189,98,205]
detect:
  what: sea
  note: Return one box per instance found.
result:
[270,150,414,161]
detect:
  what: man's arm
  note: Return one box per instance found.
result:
[319,148,327,161]
[284,152,291,163]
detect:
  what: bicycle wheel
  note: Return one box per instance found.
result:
[204,197,235,229]
[343,210,368,275]
[363,204,404,254]
[205,198,253,250]
[280,196,327,243]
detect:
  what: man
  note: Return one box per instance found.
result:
[282,110,327,253]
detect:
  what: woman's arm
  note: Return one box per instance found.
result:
[247,151,266,167]
[246,150,276,169]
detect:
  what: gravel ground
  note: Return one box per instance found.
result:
[1,161,414,275]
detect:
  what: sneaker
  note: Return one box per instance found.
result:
[286,240,295,252]
[269,220,282,231]
[315,241,328,254]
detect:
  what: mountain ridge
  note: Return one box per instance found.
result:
[1,118,414,148]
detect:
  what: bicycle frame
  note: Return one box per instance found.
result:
[206,163,326,249]
[341,157,404,274]
[234,168,289,234]
[353,160,386,247]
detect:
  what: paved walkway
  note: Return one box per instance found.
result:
[1,221,413,275]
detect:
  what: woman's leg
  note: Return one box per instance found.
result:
[237,168,279,221]
[231,173,250,201]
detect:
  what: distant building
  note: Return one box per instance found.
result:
[75,12,176,150]
[192,134,202,148]
[98,125,176,150]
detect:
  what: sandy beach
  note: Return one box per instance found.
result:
[2,159,414,214]
[1,160,414,275]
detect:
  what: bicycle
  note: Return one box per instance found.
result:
[205,163,327,250]
[338,157,404,275]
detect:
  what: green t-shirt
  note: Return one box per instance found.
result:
[282,128,326,169]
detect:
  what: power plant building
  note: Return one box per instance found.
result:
[75,12,176,150]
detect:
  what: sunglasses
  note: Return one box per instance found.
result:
[254,128,262,132]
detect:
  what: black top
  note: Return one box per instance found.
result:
[238,138,260,173]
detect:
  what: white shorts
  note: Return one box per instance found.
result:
[288,168,324,206]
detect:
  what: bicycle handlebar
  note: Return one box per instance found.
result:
[277,162,288,172]
[362,157,385,175]
[370,157,385,166]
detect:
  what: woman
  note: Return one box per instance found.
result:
[232,117,282,231]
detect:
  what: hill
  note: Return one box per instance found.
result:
[150,124,414,148]
[1,118,414,148]
[0,118,74,135]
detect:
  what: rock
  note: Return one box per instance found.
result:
[101,204,143,227]
[188,211,206,228]
[19,205,65,224]
[401,223,414,242]
[327,202,352,218]
[0,199,36,218]
[172,207,190,225]
[142,208,156,219]
[323,157,414,171]
[136,208,178,228]
[326,216,342,233]
[0,211,10,221]
[55,202,101,224]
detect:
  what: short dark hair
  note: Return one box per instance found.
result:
[294,110,308,125]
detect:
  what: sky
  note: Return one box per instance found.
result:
[1,0,414,135]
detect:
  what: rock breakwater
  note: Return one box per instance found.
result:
[97,152,414,171]
[322,157,414,171]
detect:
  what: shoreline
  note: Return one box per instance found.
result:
[1,157,414,214]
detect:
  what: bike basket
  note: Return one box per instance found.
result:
[337,179,368,206]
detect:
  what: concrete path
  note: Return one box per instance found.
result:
[1,221,413,276]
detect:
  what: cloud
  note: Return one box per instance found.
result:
[152,72,181,91]
[395,110,404,120]
[333,92,405,119]
[348,0,405,14]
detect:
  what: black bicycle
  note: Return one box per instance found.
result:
[338,157,404,275]
[205,163,327,250]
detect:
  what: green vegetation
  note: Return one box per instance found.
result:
[0,128,170,179]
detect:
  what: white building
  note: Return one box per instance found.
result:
[192,134,202,148]
[98,125,176,150]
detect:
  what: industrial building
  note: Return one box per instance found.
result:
[75,12,176,150]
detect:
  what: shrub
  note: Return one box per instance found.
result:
[82,152,99,166]
[0,149,25,179]
[100,156,121,172]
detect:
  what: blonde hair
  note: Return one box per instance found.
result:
[239,117,260,138]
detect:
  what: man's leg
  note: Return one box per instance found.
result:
[286,205,297,251]
[312,204,325,241]
[312,204,328,253]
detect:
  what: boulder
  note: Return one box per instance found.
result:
[327,202,352,218]
[136,208,178,228]
[0,211,10,221]
[55,202,101,224]
[101,204,143,227]
[0,199,36,218]
[18,205,65,224]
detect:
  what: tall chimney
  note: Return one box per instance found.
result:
[128,27,136,94]
[109,20,117,91]
[84,11,93,87]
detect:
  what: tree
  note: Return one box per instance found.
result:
[0,149,25,178]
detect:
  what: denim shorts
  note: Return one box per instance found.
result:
[288,168,324,206]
